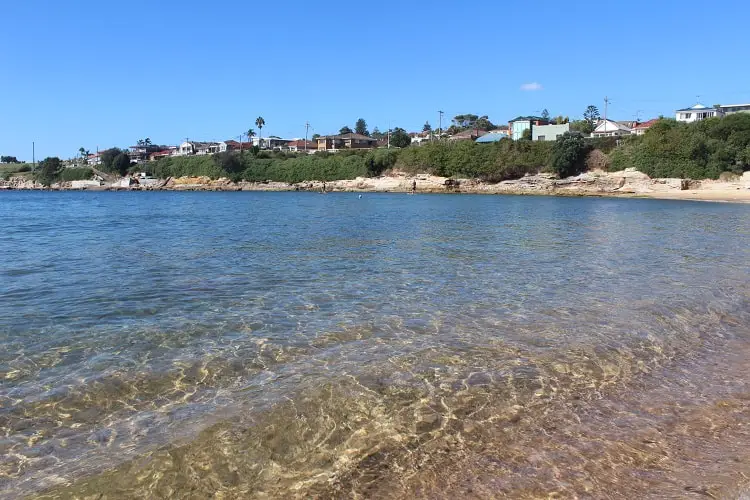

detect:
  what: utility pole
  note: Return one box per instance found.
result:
[438,110,444,138]
[305,121,310,152]
[604,96,610,132]
[32,142,35,171]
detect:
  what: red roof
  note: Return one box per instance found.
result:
[633,119,659,130]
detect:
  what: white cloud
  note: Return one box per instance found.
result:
[520,82,543,91]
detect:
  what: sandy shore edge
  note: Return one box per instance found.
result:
[3,170,750,203]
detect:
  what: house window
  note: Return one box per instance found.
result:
[537,135,546,141]
[684,113,692,119]
[555,134,561,140]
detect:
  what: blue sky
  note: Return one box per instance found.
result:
[2,0,749,160]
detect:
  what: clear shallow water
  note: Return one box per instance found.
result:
[1,191,750,498]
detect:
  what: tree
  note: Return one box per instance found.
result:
[100,148,124,171]
[475,115,495,131]
[583,105,600,126]
[570,120,594,135]
[36,157,63,186]
[390,128,411,148]
[312,133,321,141]
[214,151,243,175]
[371,127,384,139]
[245,128,256,150]
[1,156,19,163]
[112,152,131,176]
[423,122,432,133]
[339,126,353,135]
[550,132,588,178]
[452,114,480,129]
[355,118,369,136]
[255,116,265,146]
[541,109,550,121]
[521,128,532,141]
[553,115,569,125]
[145,138,152,146]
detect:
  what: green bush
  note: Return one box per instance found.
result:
[396,139,552,181]
[607,115,750,179]
[59,168,93,181]
[550,133,589,178]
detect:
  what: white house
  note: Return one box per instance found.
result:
[176,141,195,156]
[675,104,718,123]
[532,123,570,141]
[592,119,632,137]
[176,141,219,156]
[717,104,750,116]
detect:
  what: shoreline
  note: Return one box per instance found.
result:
[3,170,750,203]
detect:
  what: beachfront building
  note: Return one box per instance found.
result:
[592,119,632,138]
[219,140,241,152]
[286,139,317,152]
[247,136,289,150]
[316,133,378,152]
[509,116,549,140]
[631,119,659,136]
[175,141,218,156]
[532,123,570,141]
[87,153,101,166]
[675,104,719,123]
[717,104,750,116]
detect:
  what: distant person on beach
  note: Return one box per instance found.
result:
[412,180,417,194]
[322,181,326,193]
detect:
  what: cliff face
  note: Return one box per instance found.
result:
[3,170,750,202]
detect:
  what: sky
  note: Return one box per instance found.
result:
[2,0,749,160]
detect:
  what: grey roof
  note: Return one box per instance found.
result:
[475,133,508,143]
[675,103,713,112]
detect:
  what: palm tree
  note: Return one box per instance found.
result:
[255,117,265,148]
[245,128,256,151]
[78,147,86,164]
[145,138,152,146]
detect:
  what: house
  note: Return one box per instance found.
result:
[410,132,433,145]
[148,150,173,161]
[176,141,219,156]
[317,133,378,151]
[448,129,487,141]
[532,123,570,141]
[716,103,750,116]
[196,143,220,155]
[508,116,549,140]
[675,103,719,123]
[87,153,101,166]
[248,136,289,150]
[219,140,241,153]
[592,119,632,137]
[631,119,659,136]
[286,139,317,152]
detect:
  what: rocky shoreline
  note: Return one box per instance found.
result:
[3,169,750,203]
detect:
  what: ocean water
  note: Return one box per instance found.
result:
[1,191,750,498]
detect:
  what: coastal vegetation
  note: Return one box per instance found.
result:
[609,113,750,179]
[127,116,750,183]
[6,114,750,187]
